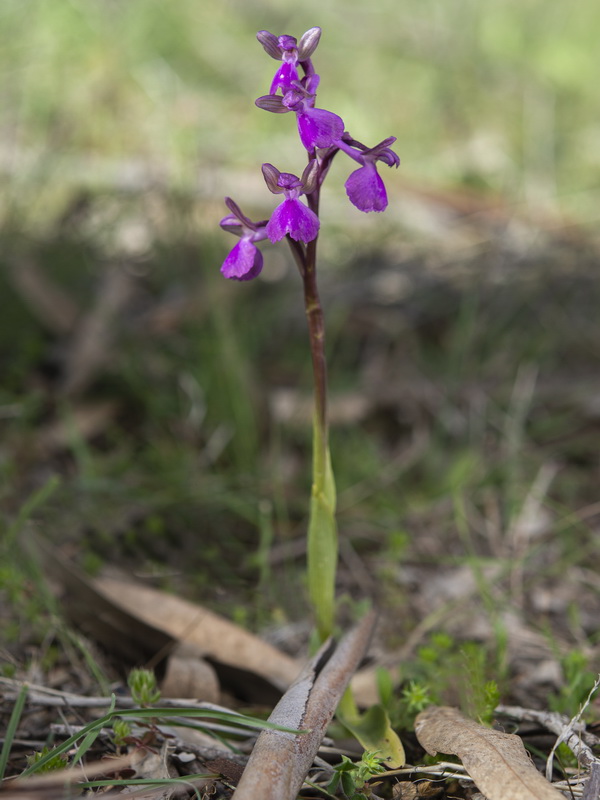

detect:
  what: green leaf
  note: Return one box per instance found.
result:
[337,702,405,769]
[307,487,338,641]
[323,445,337,512]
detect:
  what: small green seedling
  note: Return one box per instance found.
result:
[25,746,67,773]
[111,718,132,748]
[327,750,387,799]
[127,668,161,707]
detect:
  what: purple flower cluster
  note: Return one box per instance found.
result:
[221,27,399,281]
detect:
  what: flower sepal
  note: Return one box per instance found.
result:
[297,27,321,61]
[255,95,287,113]
[256,30,284,60]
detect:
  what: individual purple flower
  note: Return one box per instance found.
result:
[337,135,400,212]
[262,161,320,243]
[256,73,344,152]
[257,28,322,95]
[219,197,268,281]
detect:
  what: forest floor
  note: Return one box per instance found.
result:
[1,181,600,798]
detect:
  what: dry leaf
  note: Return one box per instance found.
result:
[32,534,379,706]
[159,643,220,703]
[129,742,177,800]
[94,576,300,699]
[415,706,564,800]
[393,780,444,799]
[233,610,377,800]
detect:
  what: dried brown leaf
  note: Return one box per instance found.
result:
[159,643,220,703]
[129,742,176,800]
[94,576,300,698]
[415,706,564,800]
[32,535,379,706]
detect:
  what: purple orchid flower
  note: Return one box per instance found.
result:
[256,73,345,152]
[257,28,322,95]
[219,197,269,281]
[262,161,320,243]
[337,135,400,212]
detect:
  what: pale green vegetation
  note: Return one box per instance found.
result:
[2,0,599,226]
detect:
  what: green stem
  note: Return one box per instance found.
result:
[303,174,328,479]
[287,166,338,640]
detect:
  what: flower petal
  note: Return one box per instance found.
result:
[266,198,320,243]
[345,164,388,212]
[221,239,263,281]
[297,107,344,150]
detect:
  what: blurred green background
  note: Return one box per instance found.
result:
[3,0,599,228]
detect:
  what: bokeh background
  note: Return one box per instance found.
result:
[2,0,600,709]
[3,0,600,225]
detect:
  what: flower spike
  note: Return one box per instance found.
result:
[219,26,401,652]
[224,27,399,276]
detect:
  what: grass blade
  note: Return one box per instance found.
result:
[0,682,28,780]
[19,691,303,777]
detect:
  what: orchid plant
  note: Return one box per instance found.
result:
[219,26,399,642]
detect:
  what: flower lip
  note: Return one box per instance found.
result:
[296,106,345,151]
[269,61,300,96]
[266,197,320,243]
[221,238,264,281]
[345,163,388,213]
